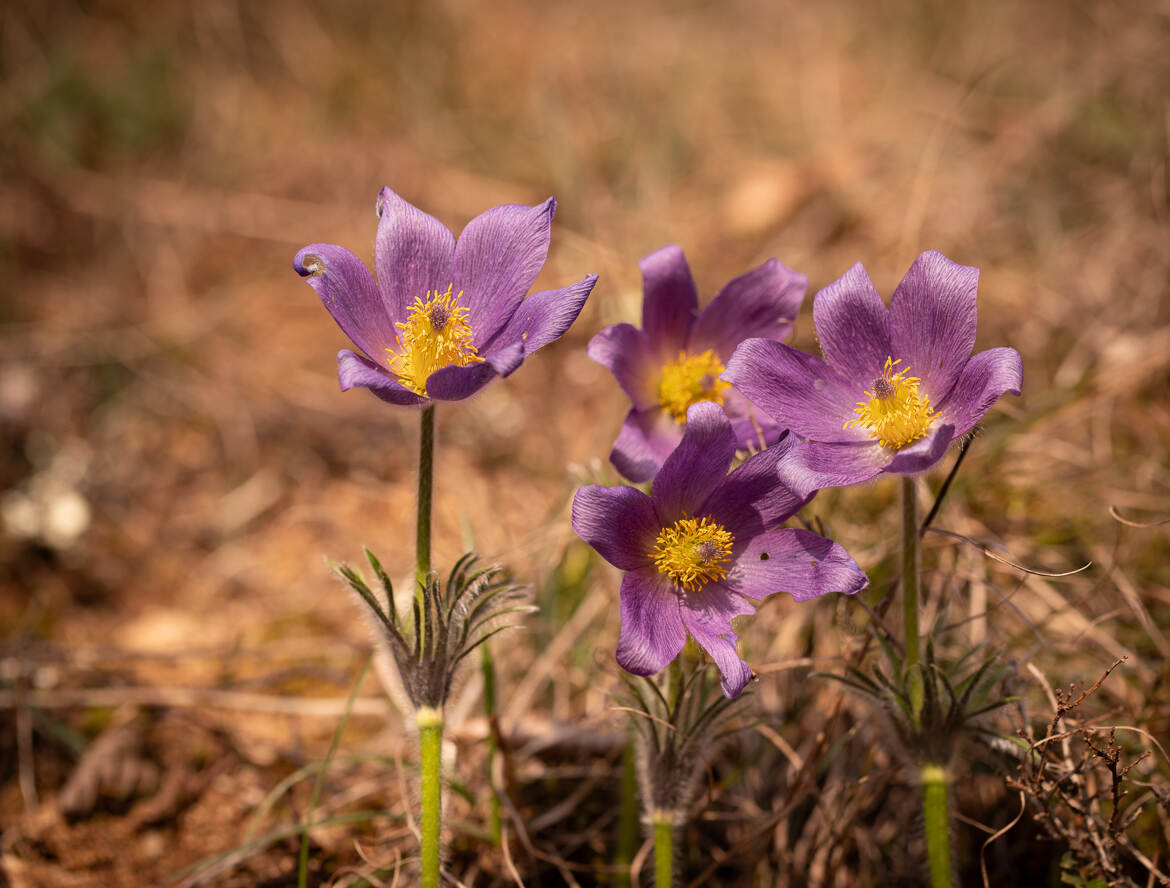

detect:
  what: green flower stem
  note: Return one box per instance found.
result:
[615,731,638,888]
[481,642,502,846]
[921,763,955,888]
[652,812,675,888]
[417,705,443,888]
[902,475,923,717]
[416,404,435,594]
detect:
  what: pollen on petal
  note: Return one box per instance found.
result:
[657,350,730,423]
[386,284,484,396]
[844,357,937,450]
[651,515,735,591]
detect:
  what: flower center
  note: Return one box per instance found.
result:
[844,357,937,450]
[657,350,730,423]
[386,284,484,396]
[651,515,735,591]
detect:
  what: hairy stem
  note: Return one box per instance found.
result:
[615,731,638,888]
[481,642,502,846]
[921,763,955,888]
[416,404,435,594]
[902,475,923,717]
[652,813,675,888]
[417,706,443,888]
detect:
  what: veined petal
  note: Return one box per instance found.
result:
[484,275,598,373]
[882,423,955,474]
[610,408,683,484]
[423,362,498,401]
[690,258,807,358]
[295,244,396,362]
[679,583,754,698]
[723,338,865,442]
[937,347,1022,437]
[724,528,867,602]
[587,323,660,412]
[374,187,456,324]
[571,485,659,571]
[778,439,891,496]
[703,435,810,537]
[640,245,698,358]
[617,567,687,677]
[813,262,891,389]
[889,251,979,404]
[652,401,735,524]
[452,198,556,348]
[337,350,425,406]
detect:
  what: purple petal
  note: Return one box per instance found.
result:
[889,251,979,402]
[778,439,891,495]
[882,424,956,474]
[640,245,698,357]
[678,583,755,698]
[724,528,867,602]
[482,341,526,378]
[617,567,687,677]
[374,187,456,324]
[703,435,810,536]
[937,347,1022,437]
[571,485,659,571]
[690,258,808,358]
[813,262,891,389]
[587,323,660,412]
[452,198,556,348]
[483,275,598,374]
[337,350,425,406]
[295,244,396,362]
[723,339,867,442]
[422,362,498,401]
[651,401,735,523]
[610,408,683,484]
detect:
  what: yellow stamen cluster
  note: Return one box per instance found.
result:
[844,357,937,450]
[386,284,484,396]
[651,515,735,592]
[657,349,730,423]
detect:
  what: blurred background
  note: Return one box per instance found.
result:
[1,0,1167,885]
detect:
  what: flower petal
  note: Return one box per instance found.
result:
[571,485,659,571]
[640,245,698,358]
[610,408,683,484]
[813,262,891,389]
[422,362,498,401]
[679,583,755,698]
[337,349,426,406]
[484,275,598,374]
[883,423,956,474]
[690,258,807,358]
[722,338,866,442]
[724,528,867,602]
[889,251,979,403]
[587,323,660,412]
[617,567,687,677]
[452,198,556,348]
[374,187,456,324]
[778,439,891,495]
[937,347,1022,437]
[295,244,396,362]
[703,435,810,537]
[652,401,735,524]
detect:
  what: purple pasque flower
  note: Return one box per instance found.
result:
[294,187,598,405]
[723,250,1023,494]
[587,245,807,482]
[571,401,867,698]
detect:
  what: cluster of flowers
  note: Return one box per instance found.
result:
[296,188,1022,700]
